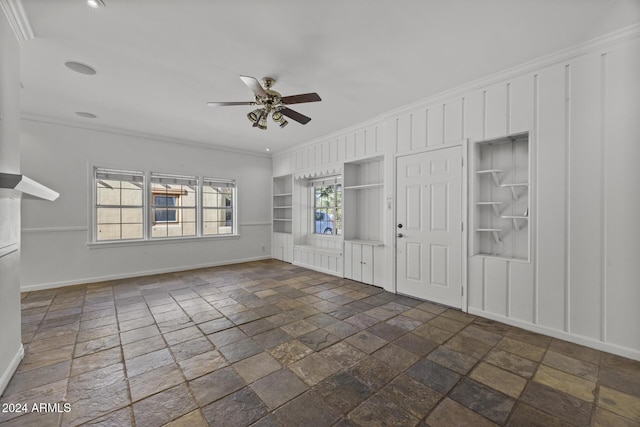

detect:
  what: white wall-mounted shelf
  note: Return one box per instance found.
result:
[476,229,502,243]
[472,132,529,260]
[0,173,59,201]
[501,215,529,231]
[500,183,529,200]
[343,183,384,190]
[273,175,293,235]
[476,169,502,186]
[476,201,503,216]
[344,239,384,246]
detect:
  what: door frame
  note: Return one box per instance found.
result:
[393,140,469,312]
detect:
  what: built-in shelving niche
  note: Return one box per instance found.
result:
[471,132,530,261]
[273,174,293,234]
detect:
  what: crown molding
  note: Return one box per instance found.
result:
[274,23,640,158]
[21,115,272,159]
[381,23,640,119]
[0,0,34,44]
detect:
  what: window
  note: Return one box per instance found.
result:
[312,182,342,235]
[202,178,235,235]
[153,195,177,222]
[95,169,144,241]
[150,174,197,238]
[92,167,236,243]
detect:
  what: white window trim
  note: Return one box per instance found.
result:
[308,176,342,237]
[88,165,238,246]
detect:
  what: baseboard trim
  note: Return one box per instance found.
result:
[21,256,272,292]
[0,344,24,395]
[468,308,640,362]
[292,261,342,278]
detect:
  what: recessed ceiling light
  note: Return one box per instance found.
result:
[87,0,105,8]
[76,112,97,119]
[65,61,96,75]
[265,148,271,152]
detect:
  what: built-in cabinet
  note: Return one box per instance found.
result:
[471,133,530,261]
[344,240,383,285]
[343,156,384,244]
[272,156,385,284]
[272,174,293,262]
[342,156,385,285]
[272,232,293,263]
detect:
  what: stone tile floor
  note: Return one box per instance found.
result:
[1,259,639,426]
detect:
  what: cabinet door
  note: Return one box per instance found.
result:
[361,244,374,284]
[285,234,293,263]
[343,242,353,279]
[272,234,283,261]
[351,243,363,282]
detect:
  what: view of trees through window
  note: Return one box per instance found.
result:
[313,184,342,235]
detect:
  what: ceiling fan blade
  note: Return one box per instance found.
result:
[281,92,322,104]
[280,107,312,125]
[206,101,254,107]
[239,75,268,98]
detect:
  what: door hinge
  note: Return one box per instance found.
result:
[461,222,464,231]
[461,287,464,296]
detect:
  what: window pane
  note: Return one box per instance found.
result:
[97,207,122,224]
[312,183,341,234]
[151,208,196,238]
[154,208,177,222]
[155,196,176,207]
[122,224,143,240]
[97,187,120,206]
[96,224,121,241]
[122,208,143,224]
[95,168,144,242]
[203,221,233,235]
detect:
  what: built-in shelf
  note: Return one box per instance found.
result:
[500,183,529,200]
[343,183,384,190]
[344,239,384,246]
[476,228,502,243]
[473,132,529,260]
[501,215,529,231]
[0,173,59,201]
[476,169,502,186]
[273,175,293,235]
[477,201,503,216]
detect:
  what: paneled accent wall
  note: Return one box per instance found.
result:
[274,28,640,360]
[272,123,383,177]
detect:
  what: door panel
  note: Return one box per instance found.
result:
[396,146,463,308]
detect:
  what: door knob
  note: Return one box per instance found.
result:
[397,233,403,238]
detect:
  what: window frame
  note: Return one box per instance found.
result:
[202,177,237,237]
[89,166,238,246]
[152,194,180,223]
[310,177,342,237]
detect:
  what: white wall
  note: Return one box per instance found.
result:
[0,8,24,394]
[273,26,640,360]
[20,121,272,290]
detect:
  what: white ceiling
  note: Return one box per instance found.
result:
[18,0,640,154]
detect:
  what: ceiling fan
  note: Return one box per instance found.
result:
[207,76,321,129]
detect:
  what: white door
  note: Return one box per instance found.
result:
[396,146,463,308]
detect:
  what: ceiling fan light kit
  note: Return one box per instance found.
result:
[208,76,321,130]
